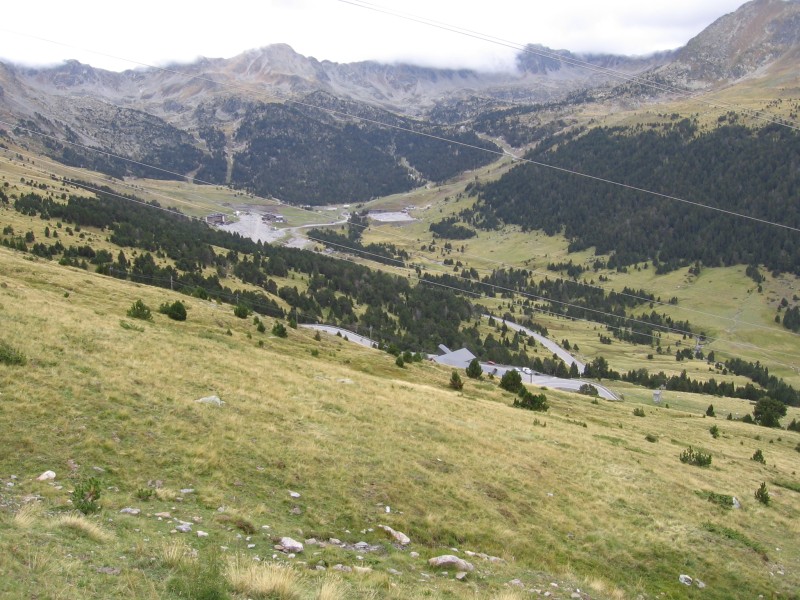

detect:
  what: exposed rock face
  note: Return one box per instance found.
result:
[278,537,304,553]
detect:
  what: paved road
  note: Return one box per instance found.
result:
[299,324,378,349]
[301,323,618,400]
[482,314,585,373]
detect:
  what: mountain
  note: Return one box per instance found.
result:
[0,0,798,203]
[656,0,800,84]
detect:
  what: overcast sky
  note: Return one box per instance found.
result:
[1,0,748,72]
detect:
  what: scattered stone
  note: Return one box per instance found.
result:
[305,538,318,545]
[92,466,106,473]
[316,565,326,571]
[191,516,203,523]
[333,564,352,572]
[180,488,195,494]
[379,524,411,545]
[197,531,208,538]
[679,574,693,586]
[67,459,79,472]
[154,512,171,519]
[354,541,370,550]
[96,567,121,575]
[353,566,372,574]
[696,579,706,589]
[388,568,402,576]
[550,582,559,588]
[36,470,56,481]
[119,508,141,516]
[290,506,303,515]
[410,551,420,558]
[279,537,304,553]
[248,544,256,549]
[338,378,354,384]
[732,497,741,509]
[176,523,192,533]
[455,572,468,581]
[572,593,582,599]
[428,555,474,572]
[289,490,301,498]
[196,395,224,406]
[385,506,391,513]
[329,538,342,545]
[509,579,524,588]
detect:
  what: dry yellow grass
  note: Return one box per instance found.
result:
[316,575,346,600]
[12,503,39,529]
[225,556,302,599]
[56,513,113,543]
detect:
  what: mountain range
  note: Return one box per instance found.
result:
[0,0,798,204]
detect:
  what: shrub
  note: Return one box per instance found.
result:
[134,488,154,501]
[314,331,322,342]
[633,407,646,417]
[126,299,153,321]
[644,433,658,443]
[233,304,250,319]
[755,482,770,505]
[159,300,187,321]
[513,388,549,412]
[499,369,523,393]
[272,322,288,338]
[289,318,297,329]
[679,446,712,467]
[395,355,405,368]
[71,477,102,514]
[787,418,800,432]
[752,449,765,464]
[0,340,26,366]
[256,321,266,333]
[449,371,464,390]
[465,358,483,379]
[710,425,720,439]
[706,404,715,417]
[578,383,599,396]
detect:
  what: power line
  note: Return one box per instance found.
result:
[2,31,799,232]
[304,234,800,364]
[3,32,799,359]
[336,0,800,131]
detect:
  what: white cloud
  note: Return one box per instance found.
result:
[0,0,747,71]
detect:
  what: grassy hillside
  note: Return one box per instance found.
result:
[1,247,799,599]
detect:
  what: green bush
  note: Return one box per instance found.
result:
[126,299,153,321]
[679,446,712,467]
[134,488,154,501]
[233,304,250,319]
[0,340,26,366]
[499,369,523,393]
[755,482,770,505]
[633,407,646,417]
[645,433,658,443]
[395,355,405,368]
[706,404,715,417]
[449,371,464,390]
[71,477,102,514]
[159,300,187,321]
[256,321,266,333]
[710,425,720,439]
[752,449,765,464]
[271,322,288,338]
[314,331,322,342]
[578,383,599,396]
[513,388,549,412]
[465,358,483,379]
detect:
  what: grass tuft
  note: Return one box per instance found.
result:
[13,503,40,528]
[316,575,346,600]
[161,540,194,569]
[57,513,113,543]
[225,556,301,599]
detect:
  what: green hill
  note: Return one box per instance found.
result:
[1,247,799,599]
